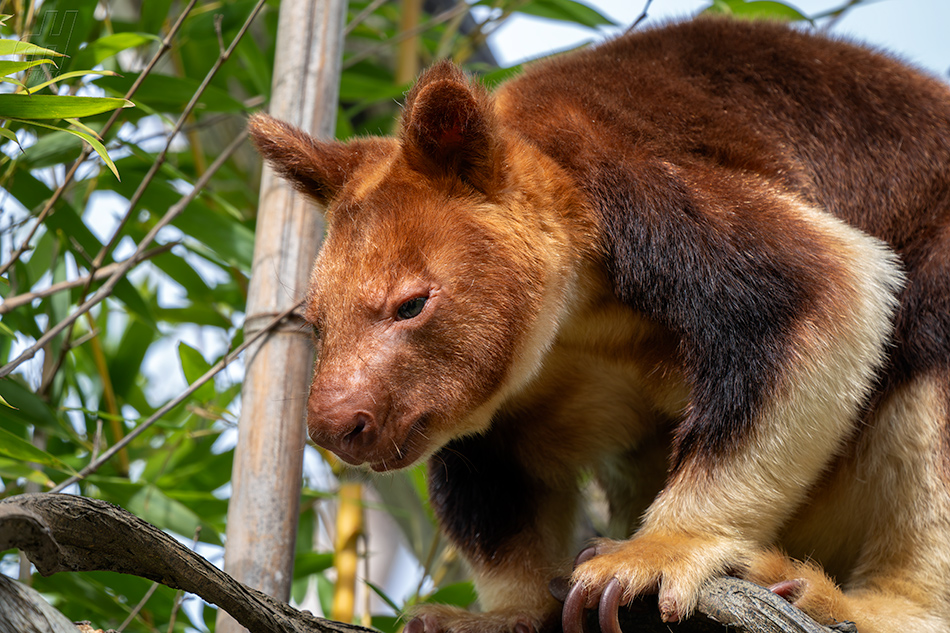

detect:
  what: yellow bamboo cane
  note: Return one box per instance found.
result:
[331,480,364,622]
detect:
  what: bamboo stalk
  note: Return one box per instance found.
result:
[396,0,423,82]
[216,1,347,631]
[331,482,364,623]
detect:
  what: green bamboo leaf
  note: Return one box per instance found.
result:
[108,317,156,399]
[0,126,19,147]
[95,73,245,113]
[71,32,158,69]
[0,75,27,90]
[0,426,73,471]
[156,306,231,329]
[366,580,403,613]
[0,379,59,430]
[0,393,17,409]
[150,250,213,298]
[370,616,401,633]
[0,39,65,58]
[315,574,334,619]
[8,118,120,179]
[162,490,228,528]
[509,0,617,28]
[0,320,16,337]
[140,0,173,33]
[339,72,409,102]
[0,59,56,77]
[178,341,215,403]
[0,94,133,119]
[15,123,84,166]
[0,458,54,487]
[51,121,119,179]
[703,0,809,20]
[64,116,102,139]
[293,552,335,579]
[127,484,216,543]
[27,69,120,94]
[32,0,97,74]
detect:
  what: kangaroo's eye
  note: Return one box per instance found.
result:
[396,297,427,320]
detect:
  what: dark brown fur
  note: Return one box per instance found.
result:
[250,17,950,633]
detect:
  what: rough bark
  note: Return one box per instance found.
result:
[0,493,370,633]
[0,573,79,633]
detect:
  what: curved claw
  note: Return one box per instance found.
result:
[598,578,624,633]
[549,576,571,603]
[573,545,599,569]
[563,581,590,633]
[768,579,805,603]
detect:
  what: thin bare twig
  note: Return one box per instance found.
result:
[344,0,390,36]
[117,583,160,632]
[0,130,249,380]
[69,328,101,350]
[342,1,472,70]
[818,0,867,31]
[214,14,226,55]
[627,0,654,33]
[90,419,103,464]
[49,298,303,493]
[0,0,198,278]
[0,243,175,314]
[89,0,268,272]
[32,0,265,394]
[167,527,203,633]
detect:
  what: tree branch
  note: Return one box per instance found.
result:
[0,493,856,633]
[0,493,374,633]
[0,243,175,315]
[0,574,78,633]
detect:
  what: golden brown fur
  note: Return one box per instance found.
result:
[249,17,950,633]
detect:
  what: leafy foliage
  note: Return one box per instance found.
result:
[0,1,877,632]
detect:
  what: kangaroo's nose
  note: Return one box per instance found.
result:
[338,411,377,453]
[307,385,382,464]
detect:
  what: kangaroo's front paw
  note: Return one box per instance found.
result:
[564,532,753,631]
[406,604,559,633]
[745,548,847,626]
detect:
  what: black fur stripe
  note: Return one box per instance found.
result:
[589,160,827,470]
[428,433,539,560]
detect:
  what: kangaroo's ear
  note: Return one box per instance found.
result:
[248,113,370,206]
[400,61,503,194]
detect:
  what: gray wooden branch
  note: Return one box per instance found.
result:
[0,493,371,633]
[0,493,855,633]
[0,574,79,633]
